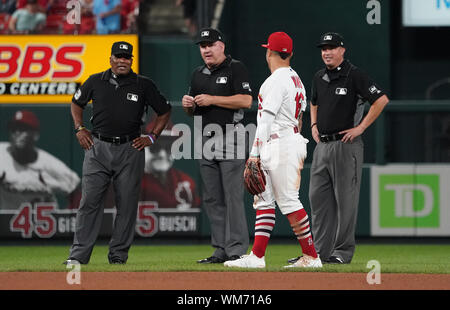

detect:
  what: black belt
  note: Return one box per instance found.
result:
[92,132,139,144]
[319,133,344,143]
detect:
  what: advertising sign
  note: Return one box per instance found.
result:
[0,203,201,239]
[403,0,450,27]
[371,165,450,236]
[0,35,138,103]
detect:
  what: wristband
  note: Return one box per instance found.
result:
[311,123,317,129]
[147,133,157,144]
[147,135,154,144]
[74,125,85,133]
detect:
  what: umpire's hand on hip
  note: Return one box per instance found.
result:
[132,136,154,151]
[76,128,94,150]
[339,126,364,143]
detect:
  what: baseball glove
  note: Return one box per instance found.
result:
[244,158,266,196]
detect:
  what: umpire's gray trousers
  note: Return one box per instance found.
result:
[69,137,144,264]
[309,137,363,263]
[199,157,249,259]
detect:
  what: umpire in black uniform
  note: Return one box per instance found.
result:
[65,41,171,264]
[308,33,389,264]
[182,28,252,263]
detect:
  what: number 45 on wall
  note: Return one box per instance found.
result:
[10,203,57,238]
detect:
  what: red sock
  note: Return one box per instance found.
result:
[251,209,275,258]
[287,209,318,258]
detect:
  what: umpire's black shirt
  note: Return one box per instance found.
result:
[72,69,171,136]
[311,59,385,135]
[189,55,252,130]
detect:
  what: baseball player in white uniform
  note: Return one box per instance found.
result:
[0,110,80,210]
[225,32,322,268]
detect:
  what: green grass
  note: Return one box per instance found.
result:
[0,243,449,273]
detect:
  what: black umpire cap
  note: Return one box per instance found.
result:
[316,32,345,48]
[195,28,225,44]
[111,41,133,57]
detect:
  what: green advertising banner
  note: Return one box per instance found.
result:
[371,165,450,236]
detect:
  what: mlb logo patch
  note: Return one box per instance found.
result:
[127,93,138,102]
[216,77,228,84]
[119,44,129,50]
[369,85,381,94]
[201,31,209,37]
[335,88,347,95]
[324,35,332,40]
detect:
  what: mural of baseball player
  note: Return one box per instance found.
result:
[102,119,201,210]
[0,110,81,210]
[140,119,201,209]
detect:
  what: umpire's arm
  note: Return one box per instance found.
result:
[194,94,252,109]
[358,95,389,131]
[71,102,94,150]
[149,109,172,137]
[309,103,319,143]
[340,94,389,143]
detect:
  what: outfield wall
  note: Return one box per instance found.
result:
[1,103,449,240]
[1,30,449,240]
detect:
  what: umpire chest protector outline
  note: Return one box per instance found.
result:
[313,60,356,134]
[312,60,384,134]
[73,69,170,136]
[312,60,385,135]
[189,55,252,129]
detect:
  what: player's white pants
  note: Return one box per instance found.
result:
[253,131,308,215]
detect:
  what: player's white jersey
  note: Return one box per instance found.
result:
[257,67,307,132]
[0,142,80,209]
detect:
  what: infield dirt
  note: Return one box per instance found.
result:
[0,272,449,290]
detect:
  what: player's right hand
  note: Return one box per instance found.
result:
[182,95,195,108]
[76,129,94,150]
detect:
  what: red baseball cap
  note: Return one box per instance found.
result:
[8,110,40,131]
[262,32,293,53]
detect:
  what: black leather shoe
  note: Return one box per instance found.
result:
[327,256,345,264]
[109,258,126,264]
[287,256,302,264]
[197,256,225,264]
[226,255,241,261]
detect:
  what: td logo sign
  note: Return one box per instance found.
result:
[371,166,450,236]
[380,175,439,227]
